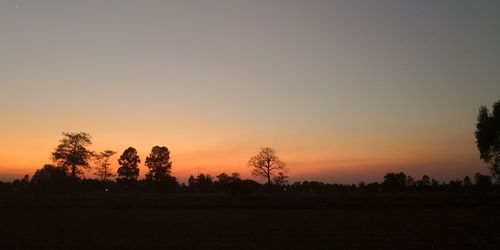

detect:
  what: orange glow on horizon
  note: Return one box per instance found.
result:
[0,129,486,184]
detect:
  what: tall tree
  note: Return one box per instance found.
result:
[117,147,140,183]
[94,150,116,182]
[248,147,287,184]
[475,100,500,176]
[145,146,172,181]
[52,132,93,180]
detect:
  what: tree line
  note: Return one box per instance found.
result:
[49,132,176,185]
[0,128,498,195]
[0,99,499,196]
[1,168,498,196]
[0,132,290,194]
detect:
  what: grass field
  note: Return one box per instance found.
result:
[1,206,499,249]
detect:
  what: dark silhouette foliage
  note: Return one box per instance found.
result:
[417,175,430,189]
[463,176,472,187]
[94,150,116,182]
[272,172,289,186]
[185,172,265,196]
[475,100,500,176]
[141,176,179,193]
[31,164,70,192]
[381,172,411,192]
[51,132,93,179]
[188,173,214,192]
[11,175,30,192]
[447,179,464,192]
[5,131,500,211]
[362,182,381,193]
[474,172,493,192]
[117,147,140,185]
[145,146,172,181]
[229,179,263,196]
[215,172,241,189]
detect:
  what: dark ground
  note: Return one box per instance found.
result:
[0,206,499,250]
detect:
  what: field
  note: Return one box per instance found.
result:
[1,206,499,249]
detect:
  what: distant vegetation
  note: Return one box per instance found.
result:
[1,99,499,206]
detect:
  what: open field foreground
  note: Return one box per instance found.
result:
[1,207,499,250]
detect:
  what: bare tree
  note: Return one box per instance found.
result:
[248,147,287,184]
[94,150,116,182]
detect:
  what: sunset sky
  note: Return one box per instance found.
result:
[1,0,500,183]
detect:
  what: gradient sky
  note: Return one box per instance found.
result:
[1,0,500,184]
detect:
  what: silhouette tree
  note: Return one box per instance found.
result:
[475,100,500,176]
[214,172,241,191]
[463,176,472,187]
[32,164,67,182]
[417,175,430,188]
[145,146,172,181]
[272,172,289,186]
[12,175,30,192]
[448,179,463,192]
[474,172,493,192]
[364,182,380,193]
[117,147,140,184]
[188,175,196,187]
[248,147,287,184]
[231,172,241,181]
[189,173,214,192]
[406,175,416,188]
[52,132,93,180]
[94,150,116,182]
[31,164,69,192]
[216,172,241,185]
[381,172,409,192]
[431,178,440,188]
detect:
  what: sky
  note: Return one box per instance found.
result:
[1,0,500,184]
